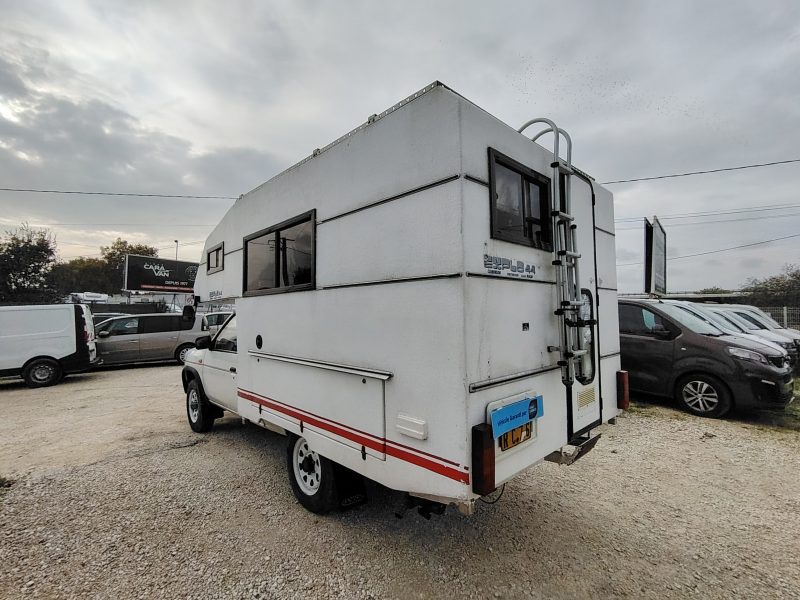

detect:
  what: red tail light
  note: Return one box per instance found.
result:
[617,370,630,410]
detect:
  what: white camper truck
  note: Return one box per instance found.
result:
[183,82,624,515]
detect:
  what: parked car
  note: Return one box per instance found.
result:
[0,304,98,387]
[92,312,130,328]
[95,313,203,365]
[706,306,799,364]
[672,301,791,360]
[718,304,800,349]
[200,311,233,335]
[619,299,793,418]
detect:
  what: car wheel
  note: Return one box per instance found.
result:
[175,344,194,365]
[186,380,215,432]
[676,374,731,418]
[23,358,61,388]
[286,435,338,514]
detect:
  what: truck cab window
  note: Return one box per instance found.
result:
[214,316,237,353]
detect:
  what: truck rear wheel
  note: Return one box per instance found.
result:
[23,358,61,388]
[287,435,338,514]
[186,380,215,432]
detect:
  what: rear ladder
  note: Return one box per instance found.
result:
[518,118,588,386]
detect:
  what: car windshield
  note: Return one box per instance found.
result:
[750,308,783,329]
[719,310,760,331]
[700,309,746,333]
[733,310,773,330]
[680,305,740,333]
[655,303,724,335]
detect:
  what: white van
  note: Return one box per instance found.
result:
[183,82,624,515]
[0,304,98,387]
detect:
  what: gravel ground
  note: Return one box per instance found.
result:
[1,365,799,599]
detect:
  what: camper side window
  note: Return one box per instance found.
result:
[488,149,552,250]
[244,210,316,296]
[207,242,224,274]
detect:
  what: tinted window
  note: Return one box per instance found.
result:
[106,317,140,336]
[244,211,315,295]
[214,316,237,353]
[618,304,670,336]
[142,316,181,334]
[207,242,224,274]
[246,232,277,291]
[489,149,552,250]
[734,311,767,329]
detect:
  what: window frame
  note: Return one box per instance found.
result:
[242,209,316,297]
[206,241,224,274]
[488,148,553,251]
[211,315,237,353]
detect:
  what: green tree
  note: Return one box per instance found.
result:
[100,238,159,292]
[49,257,115,296]
[697,286,732,295]
[0,224,58,303]
[742,264,800,306]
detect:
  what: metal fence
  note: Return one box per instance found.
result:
[755,306,800,329]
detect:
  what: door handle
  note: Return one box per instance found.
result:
[128,340,138,344]
[229,367,237,373]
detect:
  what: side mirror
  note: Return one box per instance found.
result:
[98,330,110,338]
[195,335,212,350]
[652,325,672,339]
[182,305,196,321]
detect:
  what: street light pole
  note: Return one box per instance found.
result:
[174,240,178,261]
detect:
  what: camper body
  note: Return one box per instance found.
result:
[0,304,97,387]
[185,83,622,513]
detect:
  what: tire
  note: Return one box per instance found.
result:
[286,435,338,514]
[186,379,215,432]
[175,344,194,365]
[23,358,61,388]
[675,374,732,418]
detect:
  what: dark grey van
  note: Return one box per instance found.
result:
[95,313,203,365]
[619,299,794,417]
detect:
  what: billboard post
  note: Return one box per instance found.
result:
[123,254,198,293]
[644,216,666,296]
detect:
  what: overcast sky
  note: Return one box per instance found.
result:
[1,0,798,292]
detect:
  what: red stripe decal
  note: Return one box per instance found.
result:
[238,389,469,484]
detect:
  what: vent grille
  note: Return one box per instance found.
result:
[577,387,596,409]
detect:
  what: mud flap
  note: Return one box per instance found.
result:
[544,433,601,466]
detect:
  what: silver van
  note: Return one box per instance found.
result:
[95,313,204,365]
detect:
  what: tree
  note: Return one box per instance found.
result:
[742,264,800,306]
[100,238,159,292]
[697,286,732,295]
[49,257,115,296]
[0,224,58,303]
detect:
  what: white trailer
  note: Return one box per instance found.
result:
[183,82,624,515]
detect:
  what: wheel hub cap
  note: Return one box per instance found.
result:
[188,390,200,422]
[293,439,321,495]
[683,381,719,412]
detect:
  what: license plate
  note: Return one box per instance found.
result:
[499,422,532,451]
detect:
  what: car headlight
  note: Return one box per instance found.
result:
[728,347,768,365]
[779,341,795,350]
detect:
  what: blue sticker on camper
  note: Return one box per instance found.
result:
[490,396,544,438]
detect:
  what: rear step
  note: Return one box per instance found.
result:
[544,433,601,466]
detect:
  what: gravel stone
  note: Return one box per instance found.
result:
[1,365,799,599]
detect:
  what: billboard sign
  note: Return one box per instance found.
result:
[644,217,667,295]
[123,254,198,293]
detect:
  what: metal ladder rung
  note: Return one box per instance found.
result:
[557,250,581,258]
[551,210,574,222]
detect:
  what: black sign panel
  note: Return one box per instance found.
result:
[644,217,667,295]
[123,254,198,293]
